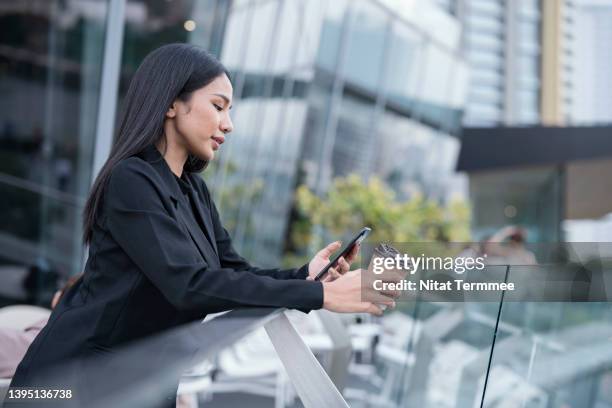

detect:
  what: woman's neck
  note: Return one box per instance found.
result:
[155,138,187,178]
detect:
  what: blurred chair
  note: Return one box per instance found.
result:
[481,366,547,408]
[342,312,418,405]
[200,310,353,408]
[348,322,380,365]
[0,305,51,403]
[209,326,295,408]
[0,305,51,330]
[176,359,215,408]
[427,340,479,407]
[346,307,465,407]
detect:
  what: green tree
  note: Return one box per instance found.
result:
[284,174,471,265]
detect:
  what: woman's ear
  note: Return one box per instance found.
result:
[166,101,177,118]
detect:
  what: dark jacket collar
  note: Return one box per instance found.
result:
[173,173,192,195]
[138,144,184,201]
[137,144,220,261]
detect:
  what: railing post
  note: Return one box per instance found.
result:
[315,310,353,392]
[265,312,350,408]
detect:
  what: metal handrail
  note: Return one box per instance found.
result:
[3,308,351,407]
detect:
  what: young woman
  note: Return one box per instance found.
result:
[7,44,396,407]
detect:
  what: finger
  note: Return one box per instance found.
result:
[318,241,342,259]
[322,267,341,282]
[328,266,341,281]
[367,294,396,308]
[378,298,396,309]
[379,270,404,284]
[370,281,402,299]
[337,257,350,274]
[379,288,402,299]
[364,302,384,316]
[346,244,360,263]
[367,291,396,305]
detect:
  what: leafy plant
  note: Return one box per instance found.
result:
[284,174,471,265]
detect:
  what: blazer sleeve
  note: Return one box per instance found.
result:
[104,160,323,313]
[202,182,310,280]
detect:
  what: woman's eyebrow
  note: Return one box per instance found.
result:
[211,93,233,109]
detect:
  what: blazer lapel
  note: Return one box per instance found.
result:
[138,145,220,268]
[188,189,219,256]
[175,200,220,269]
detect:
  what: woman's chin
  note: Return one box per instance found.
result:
[192,149,214,162]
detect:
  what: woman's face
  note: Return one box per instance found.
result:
[167,73,234,161]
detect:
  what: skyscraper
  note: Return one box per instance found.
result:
[451,0,582,241]
[458,0,574,127]
[571,0,612,124]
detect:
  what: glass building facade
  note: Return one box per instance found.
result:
[0,0,468,289]
[1,1,611,408]
[215,0,468,264]
[0,0,108,305]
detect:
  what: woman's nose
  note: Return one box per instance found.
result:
[221,116,233,134]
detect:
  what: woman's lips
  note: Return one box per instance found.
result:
[211,136,224,150]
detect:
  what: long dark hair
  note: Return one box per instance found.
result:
[83,43,229,244]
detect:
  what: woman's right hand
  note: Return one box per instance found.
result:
[322,268,401,316]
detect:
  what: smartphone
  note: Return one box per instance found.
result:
[314,227,371,281]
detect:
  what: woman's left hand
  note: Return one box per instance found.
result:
[307,241,360,282]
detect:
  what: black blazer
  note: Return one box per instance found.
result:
[8,145,323,404]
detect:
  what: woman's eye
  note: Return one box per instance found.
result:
[213,104,223,112]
